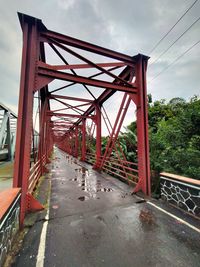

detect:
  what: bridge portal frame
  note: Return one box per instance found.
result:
[13,13,151,226]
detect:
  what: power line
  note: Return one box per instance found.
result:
[148,0,199,54]
[150,15,200,66]
[149,39,200,82]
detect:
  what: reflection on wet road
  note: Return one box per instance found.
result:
[47,148,200,267]
[12,148,200,267]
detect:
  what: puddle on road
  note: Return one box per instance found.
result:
[66,155,73,164]
[75,166,89,176]
[78,196,89,201]
[70,166,113,197]
[135,199,146,204]
[139,208,156,226]
[82,187,113,192]
[70,178,78,182]
[59,154,114,199]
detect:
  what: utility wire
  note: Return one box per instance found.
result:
[148,0,199,54]
[150,15,200,66]
[149,39,200,82]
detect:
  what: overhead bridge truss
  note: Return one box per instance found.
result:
[0,103,17,161]
[13,13,151,225]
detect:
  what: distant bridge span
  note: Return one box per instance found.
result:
[0,102,17,161]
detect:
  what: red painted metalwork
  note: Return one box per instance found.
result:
[14,13,151,226]
[94,104,101,169]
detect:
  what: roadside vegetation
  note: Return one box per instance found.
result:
[147,95,199,180]
[87,95,200,193]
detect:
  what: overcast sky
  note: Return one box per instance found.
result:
[0,0,199,120]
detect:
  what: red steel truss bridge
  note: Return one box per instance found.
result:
[13,13,151,226]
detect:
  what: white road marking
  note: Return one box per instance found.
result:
[147,201,200,234]
[36,179,51,267]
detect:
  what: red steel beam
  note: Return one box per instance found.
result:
[52,102,91,112]
[52,98,84,114]
[74,125,79,158]
[94,104,101,168]
[48,112,95,119]
[47,39,133,87]
[72,66,134,129]
[133,55,151,195]
[52,129,68,132]
[37,67,136,93]
[81,119,86,161]
[50,65,124,94]
[13,16,43,226]
[100,93,130,168]
[40,31,135,64]
[38,61,126,71]
[50,122,74,125]
[51,127,72,129]
[50,94,93,103]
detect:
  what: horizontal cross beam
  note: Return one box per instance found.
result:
[50,94,93,103]
[48,111,95,119]
[38,67,137,93]
[40,32,135,64]
[38,61,126,71]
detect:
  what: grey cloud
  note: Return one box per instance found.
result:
[0,0,199,116]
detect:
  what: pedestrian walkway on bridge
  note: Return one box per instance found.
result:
[12,148,200,267]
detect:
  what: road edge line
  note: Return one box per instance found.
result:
[36,177,51,267]
[147,201,200,234]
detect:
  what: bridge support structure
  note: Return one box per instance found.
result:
[0,103,17,161]
[14,13,151,226]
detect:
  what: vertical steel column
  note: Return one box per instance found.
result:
[13,18,40,225]
[81,119,86,161]
[70,132,73,155]
[100,93,128,168]
[11,128,16,161]
[134,55,151,195]
[94,105,101,168]
[73,131,75,155]
[6,114,12,161]
[45,116,51,164]
[38,99,47,172]
[74,125,79,158]
[0,112,9,149]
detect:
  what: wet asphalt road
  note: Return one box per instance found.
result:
[13,148,200,267]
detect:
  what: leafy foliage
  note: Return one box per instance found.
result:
[148,95,200,179]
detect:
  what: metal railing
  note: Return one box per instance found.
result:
[28,154,46,193]
[86,152,138,184]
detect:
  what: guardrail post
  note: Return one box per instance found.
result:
[81,119,86,161]
[74,125,79,158]
[94,104,101,168]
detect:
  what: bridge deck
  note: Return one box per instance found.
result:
[13,148,200,267]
